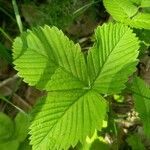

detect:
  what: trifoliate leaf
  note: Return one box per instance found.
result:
[12,23,139,150]
[88,23,139,94]
[132,77,150,138]
[113,0,138,18]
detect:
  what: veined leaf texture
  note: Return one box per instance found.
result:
[13,23,139,150]
[103,0,150,29]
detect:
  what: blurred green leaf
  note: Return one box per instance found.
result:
[104,0,150,29]
[0,43,12,64]
[0,112,14,141]
[18,138,32,150]
[14,112,30,142]
[127,134,145,150]
[131,0,142,5]
[141,0,150,7]
[0,140,19,150]
[90,139,109,150]
[0,112,30,150]
[113,94,124,103]
[134,29,150,45]
[132,77,150,138]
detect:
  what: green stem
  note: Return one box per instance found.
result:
[73,0,99,17]
[0,27,13,42]
[0,7,16,22]
[12,0,23,33]
[0,95,26,114]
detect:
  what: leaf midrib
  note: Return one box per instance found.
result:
[91,29,128,87]
[113,0,138,18]
[108,0,130,19]
[38,89,90,148]
[30,48,88,87]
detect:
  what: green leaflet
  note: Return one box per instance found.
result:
[131,0,150,7]
[14,113,30,142]
[12,23,139,150]
[0,140,19,150]
[126,134,145,150]
[0,112,14,140]
[13,26,88,90]
[0,43,12,64]
[131,13,150,29]
[88,23,139,94]
[18,138,32,150]
[103,0,150,29]
[30,90,106,150]
[90,139,109,150]
[141,0,150,7]
[134,29,150,45]
[131,0,142,5]
[0,112,30,150]
[132,77,150,138]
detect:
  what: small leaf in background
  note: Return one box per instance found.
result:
[87,131,109,150]
[131,0,141,6]
[133,28,150,57]
[141,0,150,7]
[0,112,30,150]
[0,112,14,140]
[126,134,145,150]
[131,13,150,29]
[113,94,124,103]
[103,0,138,21]
[0,43,12,64]
[0,140,19,150]
[0,113,19,150]
[143,7,150,13]
[134,29,150,45]
[132,77,150,138]
[18,138,32,150]
[103,0,150,29]
[14,112,30,142]
[80,130,109,150]
[90,139,109,150]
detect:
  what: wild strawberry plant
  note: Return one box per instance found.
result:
[12,22,140,149]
